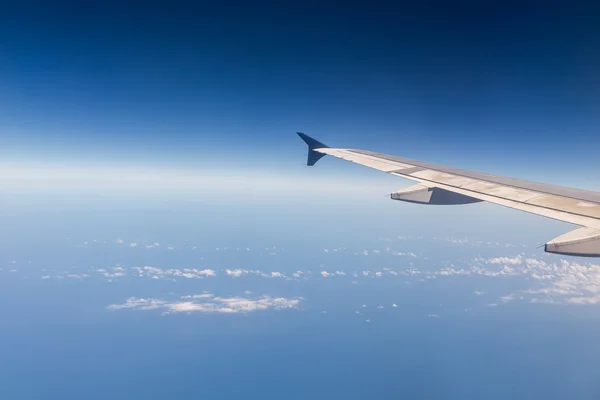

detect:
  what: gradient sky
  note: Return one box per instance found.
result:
[1,1,599,187]
[5,5,600,398]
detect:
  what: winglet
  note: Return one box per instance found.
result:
[297,132,329,166]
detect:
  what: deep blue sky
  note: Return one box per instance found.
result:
[1,1,599,179]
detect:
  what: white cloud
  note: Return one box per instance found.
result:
[108,297,166,310]
[108,293,301,314]
[181,293,213,299]
[393,252,418,258]
[485,255,523,265]
[500,293,518,303]
[320,271,331,278]
[198,269,216,277]
[66,273,89,279]
[225,268,247,278]
[567,295,600,305]
[391,303,398,308]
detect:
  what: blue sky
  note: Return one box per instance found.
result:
[1,1,599,186]
[5,4,600,399]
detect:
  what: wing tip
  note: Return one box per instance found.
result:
[297,132,328,166]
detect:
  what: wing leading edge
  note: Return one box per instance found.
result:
[297,132,600,257]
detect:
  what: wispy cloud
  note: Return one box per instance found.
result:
[108,293,302,314]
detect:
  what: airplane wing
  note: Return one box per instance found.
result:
[297,132,600,257]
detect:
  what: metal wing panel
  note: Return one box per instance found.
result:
[350,149,600,204]
[317,149,415,172]
[314,147,600,229]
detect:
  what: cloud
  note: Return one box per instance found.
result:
[393,252,417,258]
[225,268,247,278]
[108,297,166,310]
[108,293,302,314]
[500,294,517,303]
[483,255,523,265]
[181,293,213,299]
[129,266,216,280]
[321,271,331,278]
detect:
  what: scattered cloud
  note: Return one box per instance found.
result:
[181,293,213,299]
[13,236,600,309]
[483,255,523,265]
[108,297,166,310]
[500,293,518,303]
[108,293,302,314]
